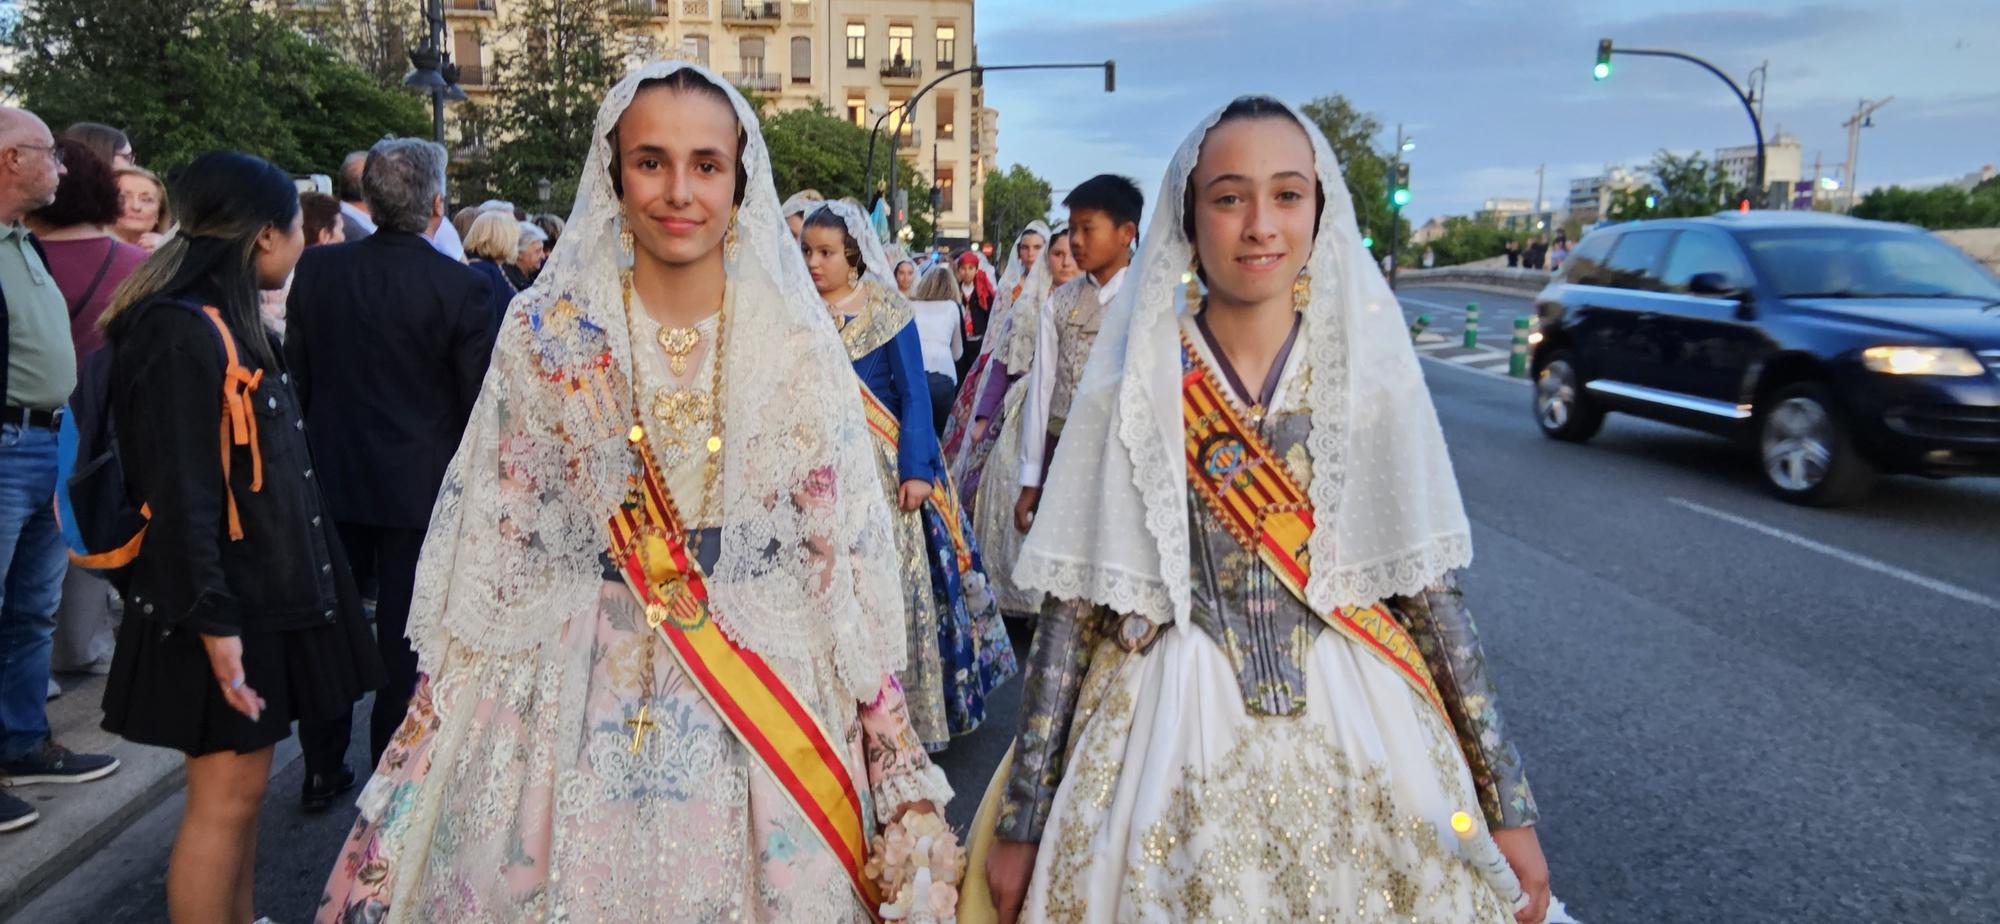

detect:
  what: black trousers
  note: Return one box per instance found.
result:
[927,372,957,439]
[298,523,426,776]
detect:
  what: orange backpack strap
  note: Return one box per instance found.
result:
[199,306,264,541]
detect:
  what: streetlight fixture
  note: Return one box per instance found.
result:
[1592,37,1765,208]
[403,0,466,145]
[863,60,1116,241]
[536,177,553,208]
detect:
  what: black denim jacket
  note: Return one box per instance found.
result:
[108,295,353,636]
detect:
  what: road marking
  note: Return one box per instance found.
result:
[1418,353,1529,384]
[1666,497,2000,611]
[1398,295,1483,315]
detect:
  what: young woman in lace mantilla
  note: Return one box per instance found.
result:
[316,63,952,923]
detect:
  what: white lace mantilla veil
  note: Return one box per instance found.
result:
[1012,97,1474,627]
[811,198,900,290]
[404,60,907,704]
[780,190,825,223]
[990,221,1053,369]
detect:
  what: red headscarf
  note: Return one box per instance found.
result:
[956,251,996,312]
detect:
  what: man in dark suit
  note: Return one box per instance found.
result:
[285,137,495,810]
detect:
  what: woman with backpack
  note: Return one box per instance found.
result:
[93,150,383,923]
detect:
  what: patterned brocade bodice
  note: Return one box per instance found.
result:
[1184,400,1324,718]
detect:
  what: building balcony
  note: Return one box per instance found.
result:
[446,0,496,13]
[894,129,923,151]
[612,0,670,17]
[726,71,782,92]
[722,0,782,24]
[458,62,487,86]
[880,57,921,83]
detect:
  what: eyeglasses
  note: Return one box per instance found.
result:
[12,144,63,166]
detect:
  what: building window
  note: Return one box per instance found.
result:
[847,96,867,127]
[452,28,485,85]
[887,24,913,67]
[938,167,955,213]
[935,92,955,140]
[935,25,955,69]
[845,23,865,67]
[739,36,765,77]
[791,36,811,84]
[683,34,709,68]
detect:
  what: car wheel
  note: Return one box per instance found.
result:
[1758,382,1876,506]
[1533,353,1604,442]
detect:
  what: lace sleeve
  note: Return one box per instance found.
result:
[997,597,1109,842]
[860,673,954,823]
[1388,572,1538,829]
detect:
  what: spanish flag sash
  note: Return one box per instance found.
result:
[1179,334,1451,725]
[607,443,882,917]
[858,383,975,574]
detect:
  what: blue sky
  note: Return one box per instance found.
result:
[973,0,2000,223]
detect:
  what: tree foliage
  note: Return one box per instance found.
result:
[479,0,628,211]
[761,102,932,245]
[278,0,423,90]
[1297,94,1408,255]
[3,0,428,176]
[1850,182,2000,230]
[1421,217,1523,266]
[981,164,1053,244]
[1607,149,1733,220]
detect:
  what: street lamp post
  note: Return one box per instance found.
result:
[863,60,1114,243]
[1387,124,1412,290]
[404,0,467,146]
[1594,39,1766,207]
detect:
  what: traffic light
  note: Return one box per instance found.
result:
[1362,234,1374,249]
[1594,39,1613,80]
[1644,193,1657,210]
[1390,162,1411,209]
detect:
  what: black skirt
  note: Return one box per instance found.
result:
[101,610,385,757]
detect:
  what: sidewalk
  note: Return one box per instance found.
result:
[1,673,184,917]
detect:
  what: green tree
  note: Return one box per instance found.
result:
[761,102,932,245]
[981,163,1053,244]
[277,0,423,90]
[482,0,627,212]
[4,0,428,176]
[1297,94,1408,256]
[1422,216,1521,266]
[1851,183,2000,230]
[1607,150,1732,220]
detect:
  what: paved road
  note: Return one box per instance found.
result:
[21,289,2000,921]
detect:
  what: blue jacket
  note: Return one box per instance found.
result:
[853,323,945,484]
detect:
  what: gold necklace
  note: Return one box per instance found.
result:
[618,268,728,753]
[658,325,702,376]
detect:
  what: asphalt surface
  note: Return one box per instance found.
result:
[18,286,2000,922]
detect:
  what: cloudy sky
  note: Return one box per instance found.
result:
[973,0,2000,223]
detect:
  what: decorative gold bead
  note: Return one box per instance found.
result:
[627,424,646,443]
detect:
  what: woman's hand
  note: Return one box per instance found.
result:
[200,633,265,721]
[1013,486,1041,534]
[986,841,1039,924]
[890,799,937,823]
[1493,825,1551,923]
[898,478,933,512]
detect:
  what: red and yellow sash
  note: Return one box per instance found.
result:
[858,383,974,574]
[1179,335,1450,725]
[607,444,882,917]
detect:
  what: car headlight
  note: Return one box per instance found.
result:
[1860,346,1986,377]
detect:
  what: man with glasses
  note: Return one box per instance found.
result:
[0,107,119,834]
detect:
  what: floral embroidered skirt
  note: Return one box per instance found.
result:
[968,382,1042,618]
[316,583,879,924]
[921,493,1016,743]
[1020,625,1520,923]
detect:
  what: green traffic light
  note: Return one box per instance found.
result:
[1593,62,1611,80]
[1595,38,1613,81]
[1362,235,1374,248]
[1392,188,1411,208]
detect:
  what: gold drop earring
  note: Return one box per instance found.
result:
[1184,252,1203,308]
[723,208,740,262]
[618,209,635,263]
[1292,269,1312,312]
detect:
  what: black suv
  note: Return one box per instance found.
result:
[1528,212,2000,505]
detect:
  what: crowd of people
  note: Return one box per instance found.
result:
[0,59,1570,924]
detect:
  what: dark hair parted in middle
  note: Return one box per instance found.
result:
[1062,174,1145,228]
[1181,95,1327,247]
[801,205,864,274]
[607,68,750,205]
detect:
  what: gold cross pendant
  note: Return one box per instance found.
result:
[625,703,658,753]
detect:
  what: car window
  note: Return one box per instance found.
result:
[1740,228,2000,300]
[1661,231,1752,292]
[1598,229,1674,291]
[1561,233,1617,286]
